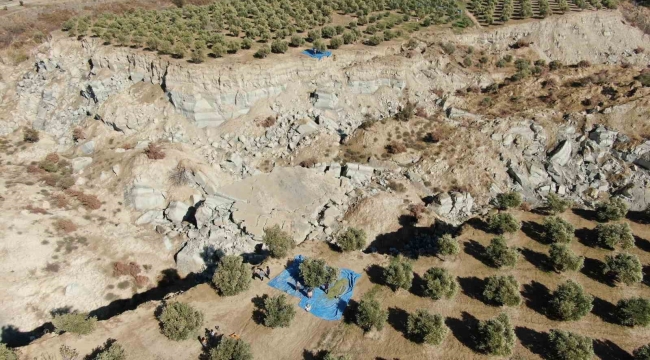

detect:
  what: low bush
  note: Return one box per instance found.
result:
[53,312,97,335]
[545,193,571,214]
[24,128,40,143]
[336,227,366,252]
[0,343,17,360]
[92,340,126,360]
[635,344,650,360]
[495,192,521,210]
[158,302,203,341]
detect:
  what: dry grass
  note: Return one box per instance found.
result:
[113,261,142,278]
[65,189,101,210]
[54,218,77,234]
[144,143,165,160]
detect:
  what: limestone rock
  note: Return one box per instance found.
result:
[548,140,572,167]
[71,157,93,173]
[165,201,190,224]
[129,185,166,211]
[80,140,95,155]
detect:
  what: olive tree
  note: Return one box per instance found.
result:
[263,225,295,258]
[635,344,650,360]
[158,302,204,341]
[596,198,628,222]
[209,337,253,360]
[212,255,252,296]
[487,213,521,234]
[549,244,584,272]
[542,216,575,244]
[604,253,643,285]
[422,267,458,300]
[617,297,650,327]
[436,234,460,259]
[336,227,366,252]
[299,258,339,289]
[263,294,296,328]
[483,275,521,307]
[545,193,571,214]
[595,223,635,250]
[548,280,593,321]
[495,192,521,210]
[477,313,515,356]
[384,256,413,291]
[547,329,594,360]
[93,340,126,360]
[356,293,387,332]
[484,236,519,268]
[53,312,97,335]
[406,309,448,345]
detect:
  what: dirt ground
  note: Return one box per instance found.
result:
[19,207,650,359]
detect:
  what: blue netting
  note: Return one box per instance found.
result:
[267,255,360,321]
[302,49,332,60]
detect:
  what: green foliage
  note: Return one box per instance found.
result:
[542,216,575,244]
[604,253,643,285]
[521,0,533,17]
[212,255,252,296]
[549,280,593,321]
[209,337,253,360]
[484,236,518,268]
[617,297,650,327]
[191,42,207,63]
[336,227,366,252]
[406,309,448,345]
[495,192,521,210]
[436,234,460,258]
[321,26,336,38]
[548,330,594,360]
[356,293,387,332]
[254,45,271,59]
[487,213,520,234]
[635,344,650,360]
[483,275,521,307]
[308,29,322,42]
[23,128,40,143]
[342,31,357,44]
[422,267,458,300]
[477,313,515,356]
[0,344,17,360]
[462,56,472,67]
[549,60,563,70]
[271,40,289,53]
[60,345,79,360]
[53,312,97,335]
[263,225,295,258]
[322,352,350,360]
[539,0,550,17]
[313,39,327,52]
[290,35,305,47]
[159,302,204,341]
[545,193,571,214]
[549,244,584,272]
[367,35,383,46]
[263,294,296,328]
[299,258,339,289]
[384,256,413,291]
[595,223,635,250]
[329,37,343,49]
[596,198,628,222]
[93,341,126,360]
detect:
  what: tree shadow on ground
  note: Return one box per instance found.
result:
[593,339,633,360]
[387,307,409,339]
[367,221,436,258]
[591,296,619,324]
[515,326,549,358]
[84,339,118,360]
[467,217,490,233]
[521,221,548,244]
[627,210,649,225]
[576,227,599,248]
[573,208,601,222]
[251,294,268,325]
[520,247,552,272]
[634,235,650,252]
[463,240,491,267]
[365,264,385,286]
[457,276,485,303]
[302,349,329,360]
[342,299,358,325]
[521,281,550,316]
[445,311,480,352]
[581,257,615,287]
[644,265,650,287]
[410,272,426,297]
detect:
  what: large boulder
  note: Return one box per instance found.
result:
[194,195,236,229]
[71,157,93,173]
[548,140,572,167]
[129,185,166,211]
[165,201,190,224]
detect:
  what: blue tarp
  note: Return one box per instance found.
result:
[268,255,360,321]
[302,49,332,60]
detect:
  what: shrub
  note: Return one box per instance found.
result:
[549,244,584,272]
[0,344,17,360]
[549,60,563,70]
[495,192,521,210]
[635,344,650,360]
[290,35,305,47]
[159,302,203,341]
[549,280,593,321]
[313,39,327,52]
[483,275,521,307]
[367,35,383,46]
[386,141,406,154]
[54,219,77,234]
[545,193,570,214]
[436,234,460,259]
[271,40,288,54]
[595,223,635,249]
[254,46,271,59]
[617,297,650,327]
[263,225,295,258]
[72,128,86,142]
[384,256,413,291]
[484,236,518,268]
[321,26,335,38]
[422,267,458,300]
[596,198,628,222]
[212,256,252,296]
[145,143,165,160]
[209,337,253,360]
[542,216,575,244]
[53,312,97,335]
[441,42,455,54]
[547,330,594,360]
[329,37,343,49]
[487,213,520,234]
[406,309,448,345]
[307,29,321,42]
[342,31,356,44]
[356,293,387,332]
[322,352,350,360]
[395,101,416,121]
[24,128,40,143]
[477,313,515,356]
[93,340,126,360]
[462,57,472,67]
[263,294,296,328]
[604,253,643,285]
[60,345,79,360]
[299,258,339,289]
[336,227,366,252]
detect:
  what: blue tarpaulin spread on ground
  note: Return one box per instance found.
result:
[302,49,332,60]
[268,255,360,321]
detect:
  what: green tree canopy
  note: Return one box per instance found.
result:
[547,329,594,360]
[263,225,295,258]
[212,255,252,296]
[406,309,448,345]
[299,258,339,289]
[604,253,643,285]
[549,280,593,321]
[422,267,458,300]
[483,275,521,307]
[159,302,204,341]
[484,236,519,268]
[384,256,413,291]
[477,313,515,356]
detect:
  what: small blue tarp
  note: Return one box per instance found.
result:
[302,49,332,60]
[268,255,360,321]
